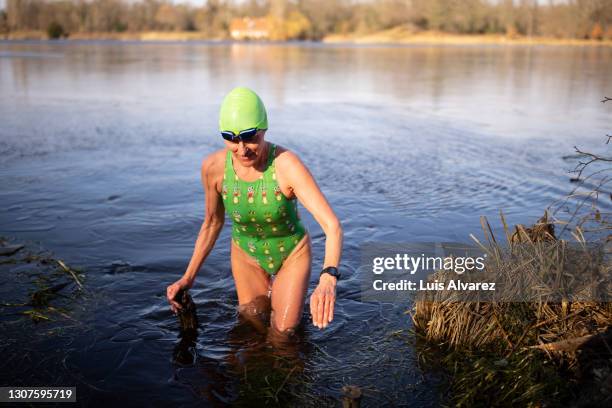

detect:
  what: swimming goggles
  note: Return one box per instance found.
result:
[221,128,259,143]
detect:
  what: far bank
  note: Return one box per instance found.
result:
[2,29,612,48]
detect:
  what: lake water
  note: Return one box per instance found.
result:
[0,40,610,407]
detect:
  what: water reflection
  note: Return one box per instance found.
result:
[172,307,314,407]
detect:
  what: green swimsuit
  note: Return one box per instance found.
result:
[222,144,306,275]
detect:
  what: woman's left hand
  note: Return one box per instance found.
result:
[310,274,337,329]
[166,277,193,314]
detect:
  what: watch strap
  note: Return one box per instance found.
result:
[320,266,340,280]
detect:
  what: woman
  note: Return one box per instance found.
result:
[166,87,342,335]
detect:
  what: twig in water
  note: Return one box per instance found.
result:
[505,308,584,359]
[530,333,598,352]
[274,365,298,401]
[57,260,83,289]
[1,302,28,307]
[47,306,77,321]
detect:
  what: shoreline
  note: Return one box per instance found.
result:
[0,30,221,42]
[2,29,611,47]
[324,28,612,47]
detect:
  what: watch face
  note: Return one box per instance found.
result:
[322,267,340,278]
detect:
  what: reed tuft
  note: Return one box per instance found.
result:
[412,212,612,406]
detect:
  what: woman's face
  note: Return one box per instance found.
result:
[224,130,266,168]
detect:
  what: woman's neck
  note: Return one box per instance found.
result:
[254,141,270,171]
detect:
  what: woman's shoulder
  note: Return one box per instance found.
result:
[273,144,303,168]
[201,148,227,179]
[272,144,309,178]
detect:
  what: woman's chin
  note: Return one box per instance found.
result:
[238,156,256,166]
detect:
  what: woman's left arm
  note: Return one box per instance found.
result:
[277,151,343,329]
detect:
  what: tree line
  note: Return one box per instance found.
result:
[1,0,611,41]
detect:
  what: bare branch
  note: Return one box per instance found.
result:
[548,172,611,236]
[553,99,612,239]
[549,169,612,211]
[570,146,612,179]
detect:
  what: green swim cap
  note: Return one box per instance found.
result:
[219,87,268,134]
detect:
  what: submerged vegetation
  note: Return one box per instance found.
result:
[0,237,85,323]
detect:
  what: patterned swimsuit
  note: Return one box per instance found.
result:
[222,144,306,275]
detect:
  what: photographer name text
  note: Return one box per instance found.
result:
[372,279,495,291]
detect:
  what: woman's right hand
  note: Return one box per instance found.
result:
[166,277,193,314]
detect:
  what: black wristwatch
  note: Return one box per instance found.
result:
[320,266,341,281]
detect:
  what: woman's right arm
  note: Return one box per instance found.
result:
[166,153,225,313]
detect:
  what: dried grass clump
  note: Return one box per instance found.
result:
[413,213,611,352]
[411,213,611,406]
